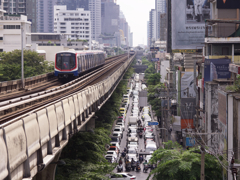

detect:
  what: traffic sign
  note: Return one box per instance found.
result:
[151,58,159,62]
[148,121,159,126]
[186,137,195,146]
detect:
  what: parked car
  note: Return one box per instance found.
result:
[115,124,125,131]
[112,132,123,139]
[110,142,120,150]
[111,136,121,143]
[110,173,136,180]
[109,146,120,154]
[105,155,117,163]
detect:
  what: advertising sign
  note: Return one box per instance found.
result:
[181,98,196,129]
[217,0,240,9]
[204,59,231,82]
[181,72,197,98]
[172,0,210,51]
[186,137,195,146]
[151,58,159,62]
[148,122,159,126]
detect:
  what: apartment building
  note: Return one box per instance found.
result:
[54,5,91,41]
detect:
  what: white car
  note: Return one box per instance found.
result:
[105,155,117,163]
[113,127,123,133]
[127,144,138,150]
[112,132,123,139]
[127,154,138,162]
[128,147,137,155]
[110,173,136,179]
[128,133,138,142]
[115,125,125,131]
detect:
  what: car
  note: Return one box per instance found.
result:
[145,155,152,163]
[113,127,123,133]
[131,110,139,115]
[145,140,156,146]
[110,173,136,179]
[110,142,120,150]
[131,107,139,112]
[128,124,138,129]
[145,133,155,141]
[109,146,119,154]
[115,124,125,131]
[132,102,139,106]
[132,90,139,96]
[128,128,137,134]
[128,133,138,142]
[145,126,154,132]
[118,116,125,122]
[127,144,138,150]
[128,147,138,155]
[111,136,121,143]
[145,144,157,152]
[133,99,138,103]
[105,155,117,163]
[112,132,123,139]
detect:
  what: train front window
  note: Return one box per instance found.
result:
[56,53,76,70]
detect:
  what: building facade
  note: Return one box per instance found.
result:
[0,11,32,52]
[155,0,166,40]
[37,0,57,33]
[54,5,91,41]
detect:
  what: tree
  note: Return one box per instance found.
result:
[0,50,54,81]
[147,141,223,180]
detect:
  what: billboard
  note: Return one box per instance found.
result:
[186,137,196,146]
[204,59,231,82]
[172,0,210,51]
[181,72,197,98]
[180,98,196,129]
[151,58,159,62]
[217,0,240,9]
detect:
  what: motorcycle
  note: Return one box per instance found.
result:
[125,163,131,172]
[117,164,123,172]
[121,152,126,158]
[151,164,156,171]
[136,164,141,172]
[131,162,136,171]
[143,164,148,173]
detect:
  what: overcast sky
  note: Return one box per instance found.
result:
[117,0,155,47]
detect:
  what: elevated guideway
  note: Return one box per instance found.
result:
[0,53,136,180]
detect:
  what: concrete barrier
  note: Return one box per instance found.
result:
[0,129,8,180]
[22,114,40,177]
[3,120,27,180]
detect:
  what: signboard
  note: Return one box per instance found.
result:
[181,98,196,129]
[148,121,159,126]
[150,47,159,51]
[181,72,197,98]
[204,59,231,83]
[217,0,240,9]
[229,63,240,74]
[186,137,195,146]
[172,0,210,50]
[151,58,159,62]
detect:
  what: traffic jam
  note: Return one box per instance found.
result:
[106,73,158,180]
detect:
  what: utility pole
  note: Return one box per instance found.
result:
[167,87,171,141]
[201,145,205,180]
[21,23,25,89]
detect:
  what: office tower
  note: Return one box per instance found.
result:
[149,9,157,46]
[54,5,91,41]
[155,0,166,40]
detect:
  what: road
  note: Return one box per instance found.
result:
[113,92,157,179]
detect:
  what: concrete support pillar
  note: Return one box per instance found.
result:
[34,150,62,180]
[85,118,95,131]
[228,95,233,180]
[232,44,235,63]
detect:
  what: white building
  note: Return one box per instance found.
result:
[0,10,32,52]
[89,0,101,41]
[54,5,91,41]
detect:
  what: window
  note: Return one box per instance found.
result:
[0,37,3,40]
[60,23,65,25]
[3,25,21,29]
[0,49,3,52]
[71,23,75,25]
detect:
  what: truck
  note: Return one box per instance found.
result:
[129,116,137,125]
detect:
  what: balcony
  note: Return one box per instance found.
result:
[208,55,240,65]
[205,19,240,43]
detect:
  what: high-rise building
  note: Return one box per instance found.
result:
[54,5,91,41]
[101,1,119,35]
[37,0,57,33]
[147,21,150,47]
[58,0,101,40]
[149,9,157,47]
[155,0,166,40]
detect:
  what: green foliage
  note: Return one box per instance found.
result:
[163,140,182,150]
[0,50,54,81]
[147,145,223,180]
[226,75,240,92]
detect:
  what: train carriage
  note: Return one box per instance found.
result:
[54,50,106,78]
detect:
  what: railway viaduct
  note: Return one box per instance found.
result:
[0,54,136,180]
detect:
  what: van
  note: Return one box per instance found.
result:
[145,144,157,152]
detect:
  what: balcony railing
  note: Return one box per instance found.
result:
[205,19,240,38]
